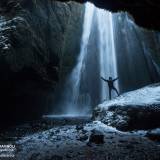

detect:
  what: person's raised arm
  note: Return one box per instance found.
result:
[113,77,119,82]
[101,76,108,82]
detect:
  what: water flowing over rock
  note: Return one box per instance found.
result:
[54,3,95,116]
[96,8,119,101]
[54,2,120,116]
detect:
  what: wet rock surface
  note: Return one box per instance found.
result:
[2,0,160,30]
[146,129,160,142]
[93,84,160,131]
[0,118,160,160]
[89,129,104,144]
[63,0,160,30]
[0,0,84,128]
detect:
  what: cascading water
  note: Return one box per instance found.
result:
[54,2,119,116]
[56,2,95,116]
[113,13,160,92]
[96,9,118,101]
[52,2,160,116]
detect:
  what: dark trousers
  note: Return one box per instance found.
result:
[109,87,119,100]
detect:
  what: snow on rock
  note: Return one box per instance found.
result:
[0,16,22,55]
[15,121,123,160]
[93,83,160,131]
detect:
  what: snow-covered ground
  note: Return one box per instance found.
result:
[13,121,160,160]
[98,83,160,109]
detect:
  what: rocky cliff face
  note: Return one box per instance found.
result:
[0,0,84,128]
[61,0,160,30]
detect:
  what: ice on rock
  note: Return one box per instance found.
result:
[94,84,160,131]
[98,84,160,109]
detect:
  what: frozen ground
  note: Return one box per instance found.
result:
[15,121,160,160]
[98,83,160,109]
[1,118,160,160]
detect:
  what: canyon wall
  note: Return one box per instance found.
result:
[0,0,84,128]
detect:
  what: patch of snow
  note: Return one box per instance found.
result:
[99,84,160,109]
[148,128,160,134]
[3,44,10,50]
[85,121,122,134]
[85,121,149,136]
[129,130,148,136]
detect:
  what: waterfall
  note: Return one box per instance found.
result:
[53,2,159,116]
[54,2,119,116]
[96,9,118,101]
[112,13,160,92]
[56,2,95,116]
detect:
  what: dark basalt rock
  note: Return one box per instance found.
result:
[146,129,160,142]
[89,129,104,144]
[1,1,160,30]
[78,134,88,141]
[76,124,84,131]
[0,0,84,128]
[61,0,160,30]
[46,155,63,160]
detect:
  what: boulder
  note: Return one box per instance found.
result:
[78,133,88,141]
[93,83,160,131]
[146,129,160,142]
[89,129,104,144]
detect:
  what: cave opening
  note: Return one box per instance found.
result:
[1,1,160,159]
